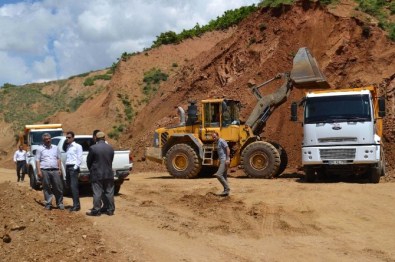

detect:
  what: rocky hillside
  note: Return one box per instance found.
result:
[1,0,394,176]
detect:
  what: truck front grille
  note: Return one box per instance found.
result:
[319,148,356,160]
[318,137,357,143]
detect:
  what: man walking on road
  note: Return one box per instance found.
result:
[13,145,27,182]
[212,131,231,196]
[35,133,64,210]
[86,132,115,216]
[65,131,83,212]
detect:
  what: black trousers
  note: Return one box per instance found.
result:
[16,160,26,182]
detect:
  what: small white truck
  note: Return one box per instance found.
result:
[52,135,133,194]
[291,86,386,183]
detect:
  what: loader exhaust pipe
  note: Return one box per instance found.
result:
[177,106,186,125]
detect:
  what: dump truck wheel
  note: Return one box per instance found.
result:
[241,141,280,178]
[304,167,316,183]
[379,147,386,177]
[165,144,201,178]
[269,141,288,177]
[369,167,380,183]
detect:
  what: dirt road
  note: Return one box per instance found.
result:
[1,167,395,261]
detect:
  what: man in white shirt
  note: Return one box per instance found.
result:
[65,131,83,212]
[13,145,27,182]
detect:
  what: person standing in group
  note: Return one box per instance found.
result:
[65,131,83,212]
[35,133,64,210]
[13,145,27,182]
[92,129,100,144]
[86,132,115,216]
[212,131,231,196]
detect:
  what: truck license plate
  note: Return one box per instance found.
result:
[328,160,347,165]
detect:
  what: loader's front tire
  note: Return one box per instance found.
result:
[165,144,201,178]
[241,141,280,178]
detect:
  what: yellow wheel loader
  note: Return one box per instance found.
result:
[146,47,328,178]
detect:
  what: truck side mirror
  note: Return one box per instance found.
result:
[291,102,298,121]
[378,96,385,117]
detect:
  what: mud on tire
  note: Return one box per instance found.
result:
[241,141,280,178]
[165,144,201,178]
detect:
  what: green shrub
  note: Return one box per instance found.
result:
[68,95,86,112]
[94,74,112,81]
[260,0,294,8]
[152,31,179,48]
[389,23,395,41]
[83,77,94,86]
[83,74,111,86]
[355,0,395,41]
[68,72,90,80]
[390,2,395,15]
[151,5,258,49]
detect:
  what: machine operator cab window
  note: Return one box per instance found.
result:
[203,99,241,128]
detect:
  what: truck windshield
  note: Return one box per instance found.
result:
[30,130,64,145]
[304,94,371,124]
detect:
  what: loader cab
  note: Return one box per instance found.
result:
[200,99,241,142]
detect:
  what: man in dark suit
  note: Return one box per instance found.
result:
[86,132,115,216]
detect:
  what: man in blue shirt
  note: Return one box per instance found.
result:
[212,131,230,196]
[35,133,64,210]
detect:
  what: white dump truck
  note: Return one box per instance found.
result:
[291,86,386,183]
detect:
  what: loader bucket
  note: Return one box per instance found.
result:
[291,47,330,89]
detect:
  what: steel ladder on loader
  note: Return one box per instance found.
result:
[202,145,215,165]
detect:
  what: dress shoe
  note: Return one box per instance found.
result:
[106,211,114,216]
[44,205,52,210]
[69,207,81,212]
[86,211,101,217]
[218,190,230,197]
[58,204,65,210]
[100,207,108,213]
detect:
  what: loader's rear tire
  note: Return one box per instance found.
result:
[165,144,201,178]
[269,141,288,177]
[241,141,280,178]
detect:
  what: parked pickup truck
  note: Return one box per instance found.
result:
[51,135,133,194]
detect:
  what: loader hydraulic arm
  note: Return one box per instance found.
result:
[246,73,292,135]
[245,47,329,136]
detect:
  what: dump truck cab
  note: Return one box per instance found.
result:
[292,86,386,183]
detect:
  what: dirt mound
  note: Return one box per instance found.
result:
[0,182,124,261]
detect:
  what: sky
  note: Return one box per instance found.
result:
[0,0,260,87]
